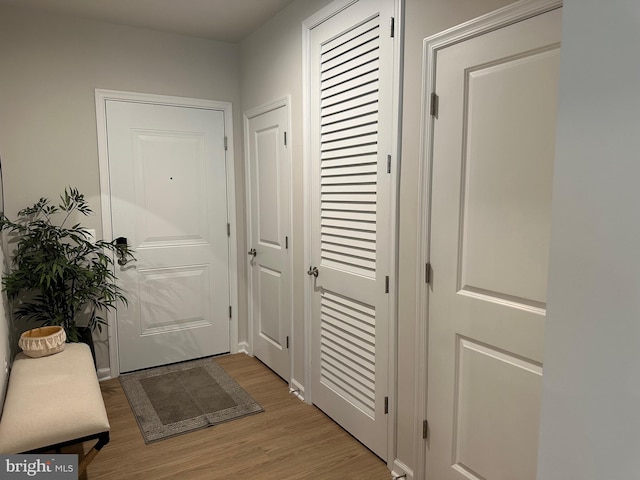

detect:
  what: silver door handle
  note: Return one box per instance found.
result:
[307,266,319,277]
[248,248,257,258]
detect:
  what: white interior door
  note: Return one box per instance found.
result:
[425,8,561,480]
[246,103,291,380]
[106,100,231,373]
[308,0,395,460]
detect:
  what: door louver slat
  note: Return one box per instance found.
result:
[321,341,375,382]
[321,113,378,135]
[320,20,379,57]
[322,71,379,99]
[321,83,379,109]
[322,124,378,144]
[321,183,376,193]
[320,289,377,418]
[321,174,377,185]
[323,132,378,151]
[321,225,376,241]
[322,65,379,97]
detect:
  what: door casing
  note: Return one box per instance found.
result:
[302,0,404,469]
[95,88,239,380]
[414,1,562,479]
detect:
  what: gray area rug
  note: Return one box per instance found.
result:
[120,357,263,443]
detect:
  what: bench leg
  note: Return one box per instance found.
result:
[78,432,110,476]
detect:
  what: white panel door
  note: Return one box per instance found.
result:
[106,100,230,373]
[426,9,561,480]
[246,104,291,380]
[309,0,395,460]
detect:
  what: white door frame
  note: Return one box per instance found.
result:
[413,1,562,478]
[243,95,294,384]
[95,88,239,380]
[302,0,404,469]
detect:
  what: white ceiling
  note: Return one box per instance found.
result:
[0,0,296,42]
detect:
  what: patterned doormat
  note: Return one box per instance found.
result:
[120,357,263,443]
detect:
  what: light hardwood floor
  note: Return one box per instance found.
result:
[79,353,390,479]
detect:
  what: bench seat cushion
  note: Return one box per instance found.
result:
[0,342,110,453]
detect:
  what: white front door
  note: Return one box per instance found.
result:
[308,0,395,460]
[426,8,561,480]
[246,103,291,380]
[106,100,231,373]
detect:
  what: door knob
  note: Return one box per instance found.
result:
[248,248,257,258]
[307,266,319,278]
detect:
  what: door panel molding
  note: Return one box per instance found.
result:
[244,95,294,384]
[95,89,238,379]
[414,1,562,479]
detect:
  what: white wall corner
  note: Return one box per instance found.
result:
[97,368,112,382]
[237,341,250,355]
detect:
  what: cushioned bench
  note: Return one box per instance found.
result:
[0,343,110,474]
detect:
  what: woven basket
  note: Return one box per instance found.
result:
[18,326,66,358]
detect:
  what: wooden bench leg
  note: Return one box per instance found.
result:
[79,432,110,475]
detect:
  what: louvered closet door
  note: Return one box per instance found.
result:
[309,0,394,460]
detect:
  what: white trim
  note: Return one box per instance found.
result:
[94,88,239,379]
[388,0,405,473]
[243,95,294,387]
[237,341,250,355]
[391,459,414,480]
[289,378,305,402]
[413,1,562,478]
[302,0,403,464]
[97,368,112,382]
[303,0,358,30]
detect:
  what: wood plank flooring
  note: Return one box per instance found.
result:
[79,353,390,479]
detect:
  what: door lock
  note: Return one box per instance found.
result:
[307,266,319,278]
[115,237,132,266]
[248,248,257,258]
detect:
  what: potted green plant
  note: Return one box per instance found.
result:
[0,187,132,353]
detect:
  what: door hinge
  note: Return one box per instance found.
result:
[390,17,395,38]
[430,93,439,118]
[285,236,289,250]
[224,136,228,151]
[385,275,390,293]
[387,154,392,174]
[227,223,231,237]
[423,419,429,439]
[425,263,432,285]
[286,336,289,349]
[384,396,389,414]
[228,305,232,319]
[284,131,287,146]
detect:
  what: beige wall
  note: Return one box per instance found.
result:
[538,0,640,478]
[0,5,244,372]
[240,0,333,390]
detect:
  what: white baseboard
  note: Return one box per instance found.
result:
[391,459,413,480]
[289,378,305,401]
[97,367,112,382]
[237,341,250,355]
